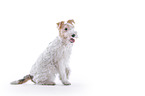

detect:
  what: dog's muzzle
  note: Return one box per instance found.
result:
[70,34,76,43]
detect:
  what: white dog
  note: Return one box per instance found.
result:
[11,19,78,85]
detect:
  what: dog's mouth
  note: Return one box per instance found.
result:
[70,38,75,43]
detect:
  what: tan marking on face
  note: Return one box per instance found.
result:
[67,19,75,26]
[56,21,65,38]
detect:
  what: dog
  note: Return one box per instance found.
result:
[11,19,78,85]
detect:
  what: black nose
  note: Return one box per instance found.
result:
[72,34,75,37]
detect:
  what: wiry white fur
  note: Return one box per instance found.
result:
[30,24,77,85]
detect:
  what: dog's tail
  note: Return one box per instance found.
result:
[11,74,34,85]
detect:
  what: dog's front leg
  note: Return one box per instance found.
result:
[65,66,70,79]
[58,63,71,85]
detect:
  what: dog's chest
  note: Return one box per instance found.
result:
[54,44,72,63]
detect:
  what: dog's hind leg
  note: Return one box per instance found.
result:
[46,74,56,85]
[36,74,56,85]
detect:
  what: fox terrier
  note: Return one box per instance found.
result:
[11,19,78,85]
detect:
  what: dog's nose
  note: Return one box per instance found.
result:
[71,34,75,37]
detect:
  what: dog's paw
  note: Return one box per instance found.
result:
[42,82,56,86]
[63,81,71,85]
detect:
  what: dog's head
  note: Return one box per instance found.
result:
[57,19,78,43]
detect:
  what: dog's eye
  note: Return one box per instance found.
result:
[65,28,67,31]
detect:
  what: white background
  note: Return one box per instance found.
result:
[0,0,145,96]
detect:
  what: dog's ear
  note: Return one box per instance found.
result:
[57,21,64,29]
[67,19,75,25]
